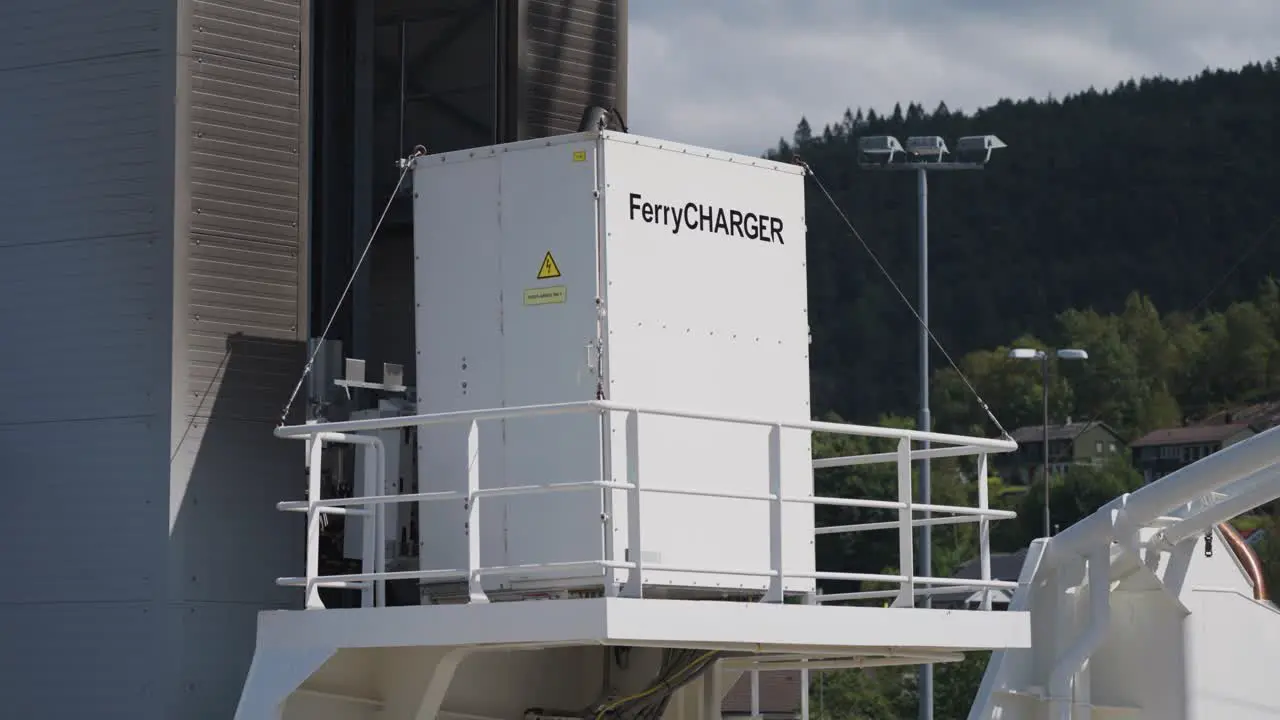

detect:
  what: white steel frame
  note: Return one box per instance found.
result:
[970,424,1280,720]
[273,400,1019,611]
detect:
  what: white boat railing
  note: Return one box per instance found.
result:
[272,400,1019,610]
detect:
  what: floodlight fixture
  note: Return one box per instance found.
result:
[857,135,904,155]
[905,135,948,161]
[956,134,1007,164]
[858,133,1005,170]
[857,135,904,164]
[1008,347,1088,362]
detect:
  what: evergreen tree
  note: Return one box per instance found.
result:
[763,62,1280,427]
[787,63,1280,718]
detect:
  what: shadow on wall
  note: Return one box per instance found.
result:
[169,332,308,719]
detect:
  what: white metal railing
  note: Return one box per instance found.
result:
[273,400,1020,610]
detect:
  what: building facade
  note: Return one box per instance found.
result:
[0,1,625,718]
[0,2,311,718]
[1130,422,1257,484]
[1001,421,1125,485]
[934,549,1030,610]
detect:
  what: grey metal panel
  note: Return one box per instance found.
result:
[184,48,304,347]
[166,346,306,720]
[169,0,311,716]
[0,56,164,249]
[0,234,163,423]
[0,2,164,69]
[0,8,170,584]
[175,0,309,565]
[176,0,309,422]
[0,2,174,719]
[0,419,168,604]
[183,3,306,408]
[177,601,285,712]
[522,0,625,138]
[0,0,310,716]
[0,602,166,718]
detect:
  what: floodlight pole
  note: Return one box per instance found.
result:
[916,164,934,720]
[916,164,931,606]
[1041,352,1051,538]
[857,140,1003,720]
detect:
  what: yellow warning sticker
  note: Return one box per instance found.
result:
[537,251,562,279]
[572,150,587,162]
[523,286,567,306]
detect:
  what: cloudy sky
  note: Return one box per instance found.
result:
[627,0,1280,155]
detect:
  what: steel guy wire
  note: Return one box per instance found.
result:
[278,146,426,425]
[794,156,1012,440]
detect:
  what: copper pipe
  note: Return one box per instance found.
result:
[1218,522,1268,602]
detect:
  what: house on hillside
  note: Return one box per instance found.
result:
[932,548,1029,610]
[999,420,1125,485]
[1130,420,1256,484]
[722,670,801,719]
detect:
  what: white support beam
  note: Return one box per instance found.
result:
[413,648,473,720]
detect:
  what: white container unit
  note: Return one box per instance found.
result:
[412,130,814,598]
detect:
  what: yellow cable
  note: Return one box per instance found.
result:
[594,650,718,720]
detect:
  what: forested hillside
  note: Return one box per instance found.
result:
[769,59,1280,430]
[786,59,1280,717]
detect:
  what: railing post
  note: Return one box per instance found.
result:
[465,420,489,603]
[893,437,914,607]
[765,423,784,603]
[623,410,644,598]
[978,452,992,611]
[305,436,325,610]
[601,409,619,597]
[802,593,815,720]
[374,438,387,607]
[360,440,379,608]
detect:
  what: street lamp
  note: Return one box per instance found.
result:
[858,132,1005,720]
[1008,347,1089,538]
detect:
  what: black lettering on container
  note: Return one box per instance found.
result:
[685,203,699,231]
[626,191,787,245]
[729,210,744,237]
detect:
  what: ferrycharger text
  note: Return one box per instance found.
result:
[628,192,785,244]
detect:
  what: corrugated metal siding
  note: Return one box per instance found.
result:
[170,0,310,717]
[183,0,308,424]
[524,0,625,137]
[0,2,172,718]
